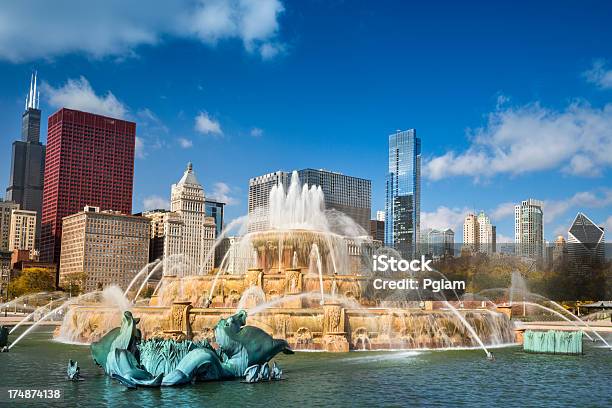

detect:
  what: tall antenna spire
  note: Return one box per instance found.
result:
[33,71,38,109]
[26,71,39,110]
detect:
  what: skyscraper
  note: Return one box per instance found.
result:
[385,129,421,258]
[477,211,496,254]
[514,199,544,259]
[370,219,385,242]
[567,212,605,272]
[40,108,136,273]
[248,171,290,231]
[463,213,479,253]
[463,211,496,254]
[170,163,216,275]
[205,198,225,237]
[248,169,371,233]
[297,168,371,232]
[5,72,46,242]
[426,228,455,258]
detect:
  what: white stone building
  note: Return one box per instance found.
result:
[145,163,216,276]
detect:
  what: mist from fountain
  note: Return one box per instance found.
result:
[236,286,266,311]
[527,294,611,348]
[517,301,594,341]
[1,291,65,310]
[443,301,493,359]
[133,260,165,301]
[309,243,325,305]
[8,286,128,349]
[54,286,130,345]
[9,297,67,335]
[123,259,161,296]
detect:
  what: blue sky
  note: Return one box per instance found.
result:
[0,0,611,242]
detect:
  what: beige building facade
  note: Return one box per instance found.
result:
[9,209,37,251]
[59,206,150,291]
[0,200,19,251]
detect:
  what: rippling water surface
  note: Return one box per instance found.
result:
[1,328,610,407]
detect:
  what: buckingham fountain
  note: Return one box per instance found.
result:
[54,171,515,354]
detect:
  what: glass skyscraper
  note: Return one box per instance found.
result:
[385,129,421,258]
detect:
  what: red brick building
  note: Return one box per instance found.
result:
[40,108,136,279]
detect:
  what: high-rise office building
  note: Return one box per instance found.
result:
[9,209,37,251]
[248,169,371,233]
[376,210,385,222]
[59,206,150,291]
[5,72,46,242]
[143,164,216,275]
[297,169,371,232]
[40,108,136,274]
[370,219,385,242]
[514,199,544,259]
[170,163,216,274]
[205,198,225,237]
[567,212,605,272]
[426,228,455,257]
[552,235,567,265]
[248,171,290,231]
[385,129,421,258]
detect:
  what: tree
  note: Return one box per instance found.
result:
[11,268,55,297]
[61,272,88,296]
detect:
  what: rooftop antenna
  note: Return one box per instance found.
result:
[26,71,39,110]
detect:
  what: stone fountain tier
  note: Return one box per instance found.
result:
[246,229,372,275]
[153,269,372,309]
[56,301,515,352]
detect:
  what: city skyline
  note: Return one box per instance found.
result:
[0,2,611,243]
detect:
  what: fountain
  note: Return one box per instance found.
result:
[523,330,583,355]
[90,309,291,388]
[55,171,514,353]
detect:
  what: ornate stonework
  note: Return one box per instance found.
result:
[284,268,302,294]
[323,303,345,335]
[170,301,193,337]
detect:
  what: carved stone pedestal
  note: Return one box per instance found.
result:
[170,301,193,339]
[282,268,303,308]
[322,303,349,352]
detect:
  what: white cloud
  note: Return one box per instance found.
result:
[259,42,284,59]
[209,182,238,205]
[250,127,263,137]
[421,206,470,233]
[424,101,612,180]
[143,195,169,210]
[604,216,612,242]
[543,190,612,223]
[135,137,146,159]
[583,60,612,89]
[195,112,222,135]
[0,0,285,62]
[490,201,515,221]
[495,233,514,244]
[42,76,127,118]
[178,138,193,148]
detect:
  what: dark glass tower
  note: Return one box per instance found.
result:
[6,72,46,243]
